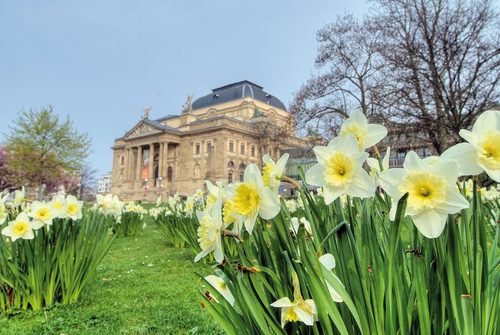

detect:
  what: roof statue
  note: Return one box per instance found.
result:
[252,106,267,118]
[142,106,152,120]
[181,94,195,114]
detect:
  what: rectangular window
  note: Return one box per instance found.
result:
[195,143,200,155]
[206,141,212,152]
[251,146,255,157]
[239,174,244,182]
[228,172,233,183]
[229,140,234,152]
[240,143,245,155]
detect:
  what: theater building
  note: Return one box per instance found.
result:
[110,81,306,201]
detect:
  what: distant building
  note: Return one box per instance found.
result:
[111,81,307,201]
[98,174,112,193]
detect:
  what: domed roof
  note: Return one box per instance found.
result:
[191,81,287,111]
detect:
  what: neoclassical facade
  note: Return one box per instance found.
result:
[110,81,306,201]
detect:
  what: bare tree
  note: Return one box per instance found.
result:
[292,0,500,153]
[290,15,388,138]
[377,0,500,152]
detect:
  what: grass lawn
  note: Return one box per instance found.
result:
[0,222,223,335]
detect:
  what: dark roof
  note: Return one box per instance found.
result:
[155,115,178,122]
[191,81,287,111]
[189,115,256,128]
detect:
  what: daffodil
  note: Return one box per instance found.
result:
[13,187,25,208]
[441,110,500,182]
[305,134,376,205]
[204,275,235,306]
[262,153,289,193]
[319,254,344,302]
[290,217,312,237]
[339,109,388,151]
[379,151,469,238]
[1,212,35,241]
[205,180,236,212]
[366,147,390,184]
[234,164,280,234]
[51,195,67,219]
[222,199,244,234]
[0,201,7,225]
[194,199,224,263]
[270,272,317,328]
[96,194,115,214]
[29,201,53,229]
[64,195,83,220]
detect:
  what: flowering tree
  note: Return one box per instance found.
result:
[3,106,91,192]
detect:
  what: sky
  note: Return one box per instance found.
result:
[0,0,367,178]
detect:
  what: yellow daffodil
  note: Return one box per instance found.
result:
[380,151,469,238]
[64,195,83,220]
[234,164,280,234]
[1,212,35,241]
[262,153,289,193]
[195,199,224,263]
[270,272,317,328]
[441,110,500,182]
[306,134,376,205]
[204,275,235,306]
[318,254,344,303]
[339,109,388,151]
[29,201,53,229]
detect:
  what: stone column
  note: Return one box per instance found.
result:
[125,148,131,182]
[148,143,155,186]
[158,142,164,179]
[136,146,142,184]
[163,142,169,178]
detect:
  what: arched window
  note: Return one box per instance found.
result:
[227,161,235,168]
[167,166,173,181]
[239,163,245,170]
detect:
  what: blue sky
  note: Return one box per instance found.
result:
[0,1,366,178]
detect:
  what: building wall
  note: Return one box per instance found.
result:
[110,94,305,201]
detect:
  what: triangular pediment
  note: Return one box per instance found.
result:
[123,120,163,140]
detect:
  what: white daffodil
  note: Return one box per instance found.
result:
[339,109,388,151]
[13,187,25,208]
[290,217,312,237]
[204,275,235,306]
[64,195,83,220]
[1,212,35,241]
[205,180,236,212]
[441,110,500,182]
[262,153,289,193]
[194,189,204,199]
[96,194,115,214]
[271,272,317,328]
[305,134,376,205]
[194,199,224,263]
[380,151,469,238]
[318,254,344,303]
[222,199,244,235]
[29,201,53,229]
[234,164,281,234]
[366,147,390,184]
[284,199,297,213]
[50,194,67,219]
[0,201,7,225]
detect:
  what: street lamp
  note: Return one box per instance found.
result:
[41,184,46,201]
